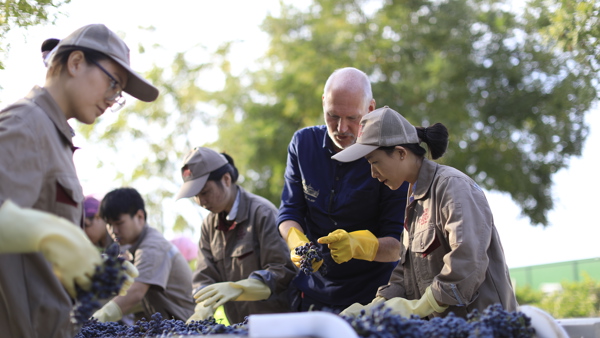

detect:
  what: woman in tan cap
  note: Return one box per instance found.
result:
[0,24,157,337]
[175,147,296,324]
[333,106,517,319]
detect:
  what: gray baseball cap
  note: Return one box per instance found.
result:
[332,106,419,162]
[54,23,159,102]
[175,147,228,200]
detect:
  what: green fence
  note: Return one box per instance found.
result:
[509,258,600,291]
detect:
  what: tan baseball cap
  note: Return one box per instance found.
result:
[175,147,228,200]
[54,23,159,102]
[332,106,419,162]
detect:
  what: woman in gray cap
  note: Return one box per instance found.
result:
[176,147,296,324]
[334,106,517,319]
[0,24,157,337]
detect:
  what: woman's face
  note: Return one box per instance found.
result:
[84,215,107,246]
[366,148,408,190]
[68,56,127,124]
[194,175,232,214]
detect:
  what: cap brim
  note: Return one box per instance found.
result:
[110,57,159,102]
[175,174,209,200]
[332,144,378,162]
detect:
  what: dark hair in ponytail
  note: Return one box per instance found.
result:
[381,123,449,160]
[415,123,449,159]
[207,152,239,186]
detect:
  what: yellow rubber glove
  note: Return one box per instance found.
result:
[286,227,323,272]
[194,279,271,309]
[118,261,139,296]
[382,286,448,318]
[186,300,216,323]
[0,200,102,298]
[340,296,386,317]
[318,229,379,264]
[91,300,123,322]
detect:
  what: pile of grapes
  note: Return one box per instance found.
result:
[72,243,128,324]
[75,313,248,338]
[340,303,535,338]
[295,241,327,275]
[75,302,535,337]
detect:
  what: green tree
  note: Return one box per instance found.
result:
[209,0,597,225]
[0,0,71,69]
[527,0,600,74]
[83,0,599,230]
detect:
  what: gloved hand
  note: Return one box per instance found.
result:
[286,227,323,272]
[318,229,379,264]
[382,286,448,318]
[92,300,123,322]
[186,300,216,323]
[118,261,139,296]
[194,278,271,308]
[340,296,386,317]
[0,200,102,298]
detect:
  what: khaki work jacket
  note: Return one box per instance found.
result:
[377,159,517,318]
[0,87,84,338]
[193,186,296,324]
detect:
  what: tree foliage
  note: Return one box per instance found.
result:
[83,0,599,230]
[0,0,71,69]
[209,0,598,226]
[517,273,600,318]
[528,0,600,74]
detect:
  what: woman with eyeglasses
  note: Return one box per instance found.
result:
[0,24,158,338]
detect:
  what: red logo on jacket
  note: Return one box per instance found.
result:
[419,208,430,226]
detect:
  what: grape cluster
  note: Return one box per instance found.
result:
[340,303,535,338]
[72,243,128,324]
[75,312,248,337]
[295,242,327,275]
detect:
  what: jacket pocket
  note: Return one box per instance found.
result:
[411,225,441,258]
[53,175,83,223]
[231,241,255,260]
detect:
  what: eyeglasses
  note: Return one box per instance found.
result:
[90,59,127,112]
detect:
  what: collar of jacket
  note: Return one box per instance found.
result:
[413,158,440,201]
[26,86,76,146]
[212,186,254,230]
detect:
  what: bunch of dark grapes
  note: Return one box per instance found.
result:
[72,242,128,324]
[344,304,424,338]
[340,303,535,338]
[295,242,327,275]
[466,303,535,338]
[75,312,248,337]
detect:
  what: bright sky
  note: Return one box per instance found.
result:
[0,0,598,269]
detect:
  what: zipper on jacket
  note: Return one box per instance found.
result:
[328,189,337,226]
[450,284,466,306]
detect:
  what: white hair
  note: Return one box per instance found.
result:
[323,67,373,109]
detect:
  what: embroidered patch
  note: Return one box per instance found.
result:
[302,181,319,199]
[182,168,193,180]
[357,123,365,138]
[419,208,430,226]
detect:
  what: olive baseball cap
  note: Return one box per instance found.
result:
[54,23,159,102]
[175,147,228,200]
[332,106,419,162]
